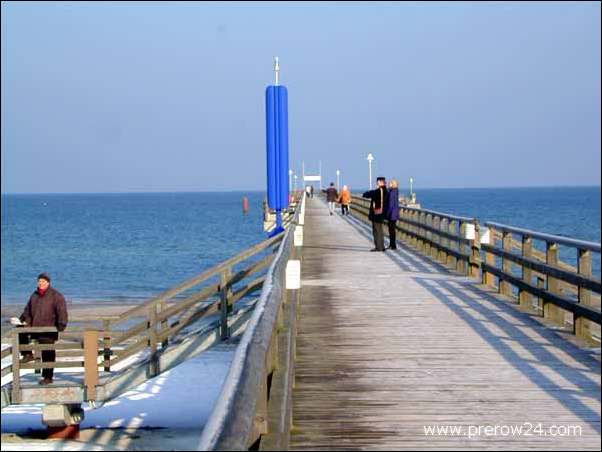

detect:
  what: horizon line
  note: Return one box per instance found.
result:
[1,183,601,196]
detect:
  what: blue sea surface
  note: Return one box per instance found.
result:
[1,187,600,305]
[1,192,266,305]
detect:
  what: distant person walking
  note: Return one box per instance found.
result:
[305,185,311,198]
[363,177,388,252]
[310,185,314,198]
[17,273,68,385]
[326,183,338,216]
[386,179,400,250]
[338,185,351,215]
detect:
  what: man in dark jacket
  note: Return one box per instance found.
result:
[19,273,68,385]
[326,182,338,216]
[386,180,400,250]
[362,177,388,251]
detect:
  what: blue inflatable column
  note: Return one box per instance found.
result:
[265,58,289,236]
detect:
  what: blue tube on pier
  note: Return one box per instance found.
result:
[266,85,289,212]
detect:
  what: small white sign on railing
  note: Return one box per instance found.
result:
[299,213,305,225]
[286,260,301,290]
[480,227,490,244]
[464,223,476,240]
[294,225,304,247]
[463,223,490,244]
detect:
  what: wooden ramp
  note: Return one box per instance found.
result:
[290,198,601,450]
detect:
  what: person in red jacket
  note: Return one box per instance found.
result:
[19,273,68,385]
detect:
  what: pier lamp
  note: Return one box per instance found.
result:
[336,169,340,191]
[367,153,374,188]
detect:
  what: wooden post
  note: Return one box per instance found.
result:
[11,331,21,404]
[484,225,496,287]
[500,231,513,298]
[220,269,231,340]
[441,218,451,266]
[148,306,159,377]
[458,221,466,275]
[412,211,419,250]
[431,215,439,260]
[160,300,169,349]
[575,249,593,341]
[448,220,457,270]
[435,216,444,262]
[425,214,432,256]
[469,220,481,278]
[83,330,99,402]
[251,370,269,444]
[418,211,423,251]
[400,210,408,243]
[544,242,564,326]
[520,236,533,309]
[535,275,545,315]
[416,211,422,251]
[103,320,111,372]
[431,215,438,259]
[270,328,279,373]
[33,338,41,375]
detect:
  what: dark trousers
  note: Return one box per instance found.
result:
[372,221,385,251]
[388,220,397,249]
[20,332,58,379]
[341,204,349,215]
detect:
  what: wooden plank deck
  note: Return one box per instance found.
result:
[290,197,601,450]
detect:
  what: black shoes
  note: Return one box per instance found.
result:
[39,378,53,385]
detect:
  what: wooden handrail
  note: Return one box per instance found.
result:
[199,193,304,450]
[485,221,601,253]
[114,234,284,323]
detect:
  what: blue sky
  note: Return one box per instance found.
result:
[1,1,600,193]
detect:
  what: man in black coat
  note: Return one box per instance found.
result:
[362,177,388,251]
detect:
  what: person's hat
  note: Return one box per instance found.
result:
[37,273,51,282]
[376,176,386,182]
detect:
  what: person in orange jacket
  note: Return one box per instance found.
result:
[338,185,352,215]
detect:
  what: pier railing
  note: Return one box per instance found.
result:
[199,193,304,450]
[482,222,601,343]
[2,196,303,408]
[349,195,601,344]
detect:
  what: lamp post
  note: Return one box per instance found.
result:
[289,169,293,194]
[294,174,298,192]
[367,153,374,189]
[336,169,340,191]
[410,177,414,196]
